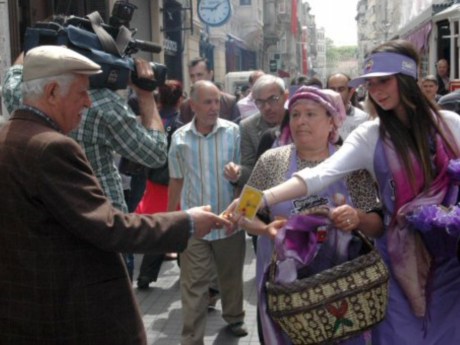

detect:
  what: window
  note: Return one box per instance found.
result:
[240,0,251,5]
[279,0,286,13]
[277,33,287,53]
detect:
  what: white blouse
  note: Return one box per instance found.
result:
[294,111,460,196]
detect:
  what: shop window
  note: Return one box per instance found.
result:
[279,0,286,13]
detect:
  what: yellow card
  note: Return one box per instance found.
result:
[237,185,264,220]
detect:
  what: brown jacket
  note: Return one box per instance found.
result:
[0,110,190,345]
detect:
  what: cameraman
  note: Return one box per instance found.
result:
[2,52,167,281]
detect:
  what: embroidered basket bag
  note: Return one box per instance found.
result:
[266,231,389,345]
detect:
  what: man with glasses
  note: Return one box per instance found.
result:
[225,74,288,187]
[223,74,287,344]
[224,74,287,210]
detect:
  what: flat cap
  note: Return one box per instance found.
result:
[23,45,102,82]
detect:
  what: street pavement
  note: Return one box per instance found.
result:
[133,235,261,345]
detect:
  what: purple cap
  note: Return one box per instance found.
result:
[349,52,417,88]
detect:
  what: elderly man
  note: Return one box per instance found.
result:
[168,80,247,344]
[224,75,288,190]
[327,72,370,140]
[179,57,241,307]
[3,51,168,280]
[223,75,287,266]
[0,45,229,345]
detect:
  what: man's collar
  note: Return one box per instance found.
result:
[18,105,63,132]
[190,117,225,136]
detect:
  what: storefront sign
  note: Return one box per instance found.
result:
[164,38,178,56]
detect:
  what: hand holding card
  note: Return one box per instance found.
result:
[236,185,264,220]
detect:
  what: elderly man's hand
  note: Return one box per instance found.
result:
[187,205,232,239]
[224,162,241,183]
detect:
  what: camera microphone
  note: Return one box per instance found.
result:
[131,39,162,54]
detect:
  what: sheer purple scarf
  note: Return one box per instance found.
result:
[384,118,458,317]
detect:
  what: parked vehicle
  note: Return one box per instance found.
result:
[224,71,252,95]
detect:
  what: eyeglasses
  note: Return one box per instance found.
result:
[254,95,281,108]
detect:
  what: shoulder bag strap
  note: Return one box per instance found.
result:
[86,11,131,57]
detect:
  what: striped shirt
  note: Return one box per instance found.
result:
[169,118,240,241]
[2,65,167,212]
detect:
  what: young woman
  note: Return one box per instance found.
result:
[242,40,460,344]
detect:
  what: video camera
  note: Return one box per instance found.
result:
[24,0,167,91]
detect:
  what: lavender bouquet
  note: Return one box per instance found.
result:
[447,158,460,184]
[273,214,329,283]
[405,159,460,237]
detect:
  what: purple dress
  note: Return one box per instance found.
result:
[256,146,366,345]
[372,139,460,345]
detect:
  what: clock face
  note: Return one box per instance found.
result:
[197,0,232,27]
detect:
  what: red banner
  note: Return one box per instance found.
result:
[302,29,308,74]
[302,45,308,75]
[291,0,298,35]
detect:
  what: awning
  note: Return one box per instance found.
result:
[227,34,249,50]
[402,21,432,53]
[434,3,460,21]
[395,5,433,38]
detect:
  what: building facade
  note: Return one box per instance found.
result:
[0,0,323,116]
[355,0,460,82]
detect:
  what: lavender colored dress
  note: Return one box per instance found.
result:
[256,147,366,345]
[372,139,460,345]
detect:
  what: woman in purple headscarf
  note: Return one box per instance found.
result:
[242,85,382,344]
[241,40,460,345]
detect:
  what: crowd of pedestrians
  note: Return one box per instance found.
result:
[2,38,460,345]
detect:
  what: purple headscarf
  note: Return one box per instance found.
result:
[287,86,346,144]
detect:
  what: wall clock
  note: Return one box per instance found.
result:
[197,0,232,27]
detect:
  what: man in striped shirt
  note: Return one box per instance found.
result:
[168,80,248,343]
